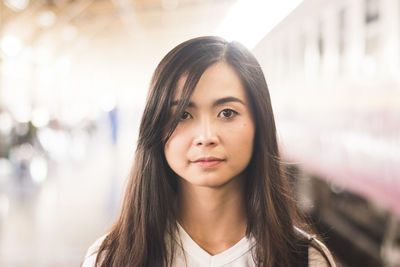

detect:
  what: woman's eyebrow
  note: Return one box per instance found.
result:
[171,100,195,107]
[171,97,245,107]
[213,97,245,107]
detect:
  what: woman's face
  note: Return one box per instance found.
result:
[164,61,255,188]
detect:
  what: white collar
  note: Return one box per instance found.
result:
[175,222,255,266]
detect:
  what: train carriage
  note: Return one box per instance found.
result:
[253,0,400,266]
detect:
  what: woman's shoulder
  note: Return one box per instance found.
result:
[308,245,330,267]
[81,234,108,267]
[308,235,336,267]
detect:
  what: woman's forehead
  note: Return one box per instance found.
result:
[172,62,246,103]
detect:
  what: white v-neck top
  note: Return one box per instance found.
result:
[172,223,256,266]
[82,224,257,267]
[82,225,332,267]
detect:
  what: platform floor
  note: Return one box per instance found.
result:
[0,127,134,267]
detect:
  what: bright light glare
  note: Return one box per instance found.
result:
[55,56,71,75]
[1,35,23,57]
[100,94,117,112]
[37,11,56,28]
[37,128,70,161]
[30,156,48,184]
[13,105,31,123]
[0,112,13,135]
[215,0,303,49]
[5,0,29,11]
[32,108,50,128]
[362,56,377,75]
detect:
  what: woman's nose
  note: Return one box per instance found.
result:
[193,117,219,147]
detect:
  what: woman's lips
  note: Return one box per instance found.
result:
[192,157,224,168]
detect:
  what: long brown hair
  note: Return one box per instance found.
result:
[94,36,321,266]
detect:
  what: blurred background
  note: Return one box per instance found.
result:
[0,0,399,266]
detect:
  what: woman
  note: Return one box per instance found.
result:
[82,36,336,267]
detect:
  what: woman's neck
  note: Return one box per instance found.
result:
[176,176,247,255]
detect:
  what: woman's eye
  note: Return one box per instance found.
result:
[219,109,238,119]
[180,111,192,120]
